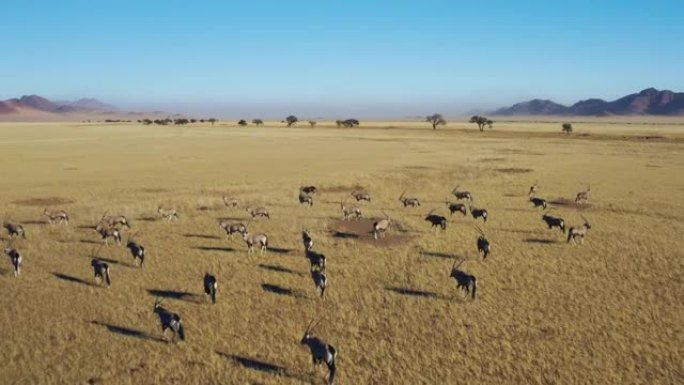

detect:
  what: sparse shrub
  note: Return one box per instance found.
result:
[252,119,264,126]
[308,120,317,127]
[238,119,248,126]
[285,115,298,127]
[562,122,573,134]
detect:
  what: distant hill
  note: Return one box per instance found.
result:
[0,95,119,120]
[493,88,684,116]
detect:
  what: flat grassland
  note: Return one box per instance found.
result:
[0,119,682,385]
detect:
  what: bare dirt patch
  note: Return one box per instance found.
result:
[328,218,412,247]
[548,198,593,210]
[12,197,76,206]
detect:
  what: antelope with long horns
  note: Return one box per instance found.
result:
[529,196,547,209]
[575,185,591,205]
[242,231,268,254]
[300,318,337,385]
[125,232,145,267]
[222,196,239,208]
[452,185,473,202]
[399,190,420,208]
[450,260,477,300]
[219,220,247,237]
[153,298,185,342]
[528,181,538,196]
[310,265,327,298]
[4,241,22,277]
[203,273,218,304]
[542,210,565,233]
[246,206,270,219]
[306,250,326,272]
[470,206,488,223]
[157,206,179,221]
[98,211,130,229]
[474,225,491,259]
[446,201,468,216]
[302,230,314,251]
[299,190,314,207]
[4,222,26,239]
[373,212,391,240]
[340,201,362,220]
[95,223,121,246]
[351,189,371,202]
[301,185,318,195]
[425,209,447,230]
[567,216,592,245]
[43,209,69,225]
[91,259,111,286]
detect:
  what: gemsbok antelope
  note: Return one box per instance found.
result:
[219,220,247,237]
[452,185,473,202]
[4,243,22,277]
[299,190,314,207]
[222,196,239,208]
[300,319,337,385]
[153,299,185,342]
[340,202,362,220]
[91,258,111,286]
[529,196,547,209]
[43,209,69,225]
[542,211,566,233]
[446,201,468,216]
[203,273,218,304]
[302,230,314,251]
[425,210,447,230]
[157,206,179,221]
[399,191,420,208]
[310,265,327,298]
[305,250,326,272]
[372,212,391,240]
[242,231,268,254]
[95,223,121,246]
[125,233,145,267]
[301,186,318,195]
[528,181,538,196]
[567,216,592,245]
[575,185,591,205]
[474,225,491,259]
[470,206,488,223]
[246,206,270,219]
[98,212,130,229]
[4,222,26,239]
[351,189,371,202]
[450,260,477,300]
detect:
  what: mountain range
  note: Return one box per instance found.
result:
[0,95,117,117]
[493,88,684,116]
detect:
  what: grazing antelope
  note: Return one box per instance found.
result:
[91,258,111,286]
[219,220,247,237]
[340,202,362,220]
[474,225,491,259]
[542,211,565,233]
[246,206,270,219]
[4,222,26,239]
[351,189,371,202]
[452,185,473,201]
[125,233,145,267]
[203,273,218,304]
[98,212,130,229]
[95,223,121,246]
[425,210,447,230]
[567,216,592,245]
[529,196,547,209]
[450,261,477,300]
[4,243,22,277]
[157,206,179,221]
[310,266,327,298]
[242,231,268,254]
[528,181,538,196]
[153,299,185,342]
[302,230,314,251]
[575,185,591,204]
[470,206,488,223]
[301,319,337,385]
[399,191,420,208]
[446,201,468,216]
[299,190,314,207]
[372,212,391,240]
[43,209,69,225]
[305,250,327,271]
[222,196,239,208]
[301,185,318,195]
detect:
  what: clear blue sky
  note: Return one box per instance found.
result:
[1,0,682,117]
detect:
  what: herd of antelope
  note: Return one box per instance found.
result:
[1,182,593,385]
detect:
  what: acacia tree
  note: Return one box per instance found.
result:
[207,118,218,126]
[469,115,492,131]
[238,119,248,126]
[285,115,298,127]
[308,120,317,128]
[252,119,263,126]
[426,113,447,130]
[562,123,573,134]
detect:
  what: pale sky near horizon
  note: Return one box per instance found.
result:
[1,0,682,117]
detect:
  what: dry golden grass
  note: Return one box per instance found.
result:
[0,120,682,385]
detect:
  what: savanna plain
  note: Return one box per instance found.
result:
[0,119,682,385]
